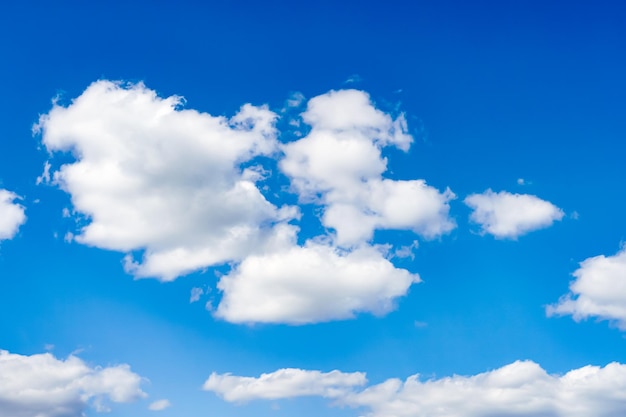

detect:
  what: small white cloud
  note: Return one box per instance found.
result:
[36,161,51,185]
[0,349,146,417]
[547,246,626,329]
[285,91,305,108]
[0,189,26,241]
[465,189,564,239]
[394,240,419,259]
[64,232,74,243]
[148,399,171,411]
[517,178,525,185]
[203,368,367,402]
[189,287,204,303]
[209,361,626,417]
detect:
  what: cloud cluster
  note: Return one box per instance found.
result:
[465,190,564,239]
[547,246,626,329]
[0,189,26,241]
[37,82,443,324]
[0,349,145,417]
[206,361,626,417]
[281,89,455,246]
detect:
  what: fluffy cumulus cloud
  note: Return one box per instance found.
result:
[203,368,367,402]
[547,246,626,329]
[208,361,626,417]
[0,349,146,417]
[464,189,564,239]
[36,80,296,281]
[0,189,26,241]
[214,225,419,324]
[36,81,447,324]
[280,89,455,246]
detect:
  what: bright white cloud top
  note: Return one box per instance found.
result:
[465,189,564,239]
[206,361,626,417]
[0,189,26,241]
[0,349,145,417]
[548,246,626,329]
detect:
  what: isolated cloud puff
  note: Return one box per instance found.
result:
[148,399,171,411]
[203,368,366,402]
[215,225,419,324]
[0,189,26,241]
[547,246,626,329]
[0,349,146,417]
[36,80,296,281]
[280,89,455,246]
[465,189,564,239]
[207,361,626,417]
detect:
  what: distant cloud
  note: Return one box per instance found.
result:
[189,287,204,303]
[0,349,145,417]
[0,189,26,241]
[204,368,366,402]
[148,399,171,411]
[547,246,626,329]
[465,190,563,239]
[344,74,363,84]
[208,361,626,417]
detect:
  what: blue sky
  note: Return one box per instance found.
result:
[1,1,626,416]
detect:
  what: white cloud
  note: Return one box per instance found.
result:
[203,368,367,402]
[215,225,419,324]
[189,287,204,303]
[209,361,626,417]
[0,349,146,417]
[547,246,626,329]
[36,80,296,281]
[0,189,26,241]
[464,189,564,239]
[280,89,455,247]
[36,82,435,324]
[148,399,171,411]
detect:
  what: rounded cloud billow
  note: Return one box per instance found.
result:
[0,189,26,241]
[0,349,145,417]
[36,81,453,324]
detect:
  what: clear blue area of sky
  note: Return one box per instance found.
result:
[1,1,626,416]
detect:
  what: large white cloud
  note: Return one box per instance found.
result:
[547,246,626,329]
[0,189,26,241]
[207,361,626,417]
[36,81,440,324]
[0,349,146,417]
[36,80,296,281]
[464,189,564,239]
[214,225,419,324]
[280,89,455,247]
[203,368,366,402]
